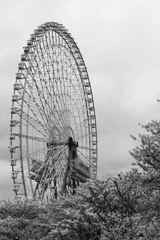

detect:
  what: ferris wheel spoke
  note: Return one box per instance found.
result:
[77,152,91,165]
[47,146,68,161]
[13,107,49,139]
[52,66,87,137]
[22,111,48,137]
[56,44,84,99]
[54,152,68,179]
[57,66,74,129]
[46,152,67,180]
[15,94,47,131]
[28,54,52,117]
[28,61,53,122]
[32,147,68,195]
[73,119,89,136]
[76,132,96,140]
[78,145,92,151]
[33,48,53,110]
[22,76,51,134]
[13,133,48,142]
[56,45,83,101]
[29,55,68,135]
[16,81,47,127]
[51,72,68,128]
[21,146,46,160]
[48,40,71,128]
[25,143,67,160]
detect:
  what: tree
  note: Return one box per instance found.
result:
[44,171,153,240]
[129,119,160,239]
[44,191,102,240]
[0,198,51,240]
[2,123,160,240]
[0,171,160,239]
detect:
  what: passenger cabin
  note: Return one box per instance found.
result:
[70,158,90,182]
[30,159,54,182]
[30,160,45,182]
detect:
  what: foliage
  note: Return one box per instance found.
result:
[129,119,160,239]
[0,198,50,240]
[1,169,160,240]
[1,119,160,239]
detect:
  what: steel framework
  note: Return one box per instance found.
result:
[9,22,98,200]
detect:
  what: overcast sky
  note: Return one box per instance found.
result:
[1,0,160,200]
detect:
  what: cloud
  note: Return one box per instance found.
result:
[0,160,13,200]
[1,0,160,199]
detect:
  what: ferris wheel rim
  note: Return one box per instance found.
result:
[10,22,98,199]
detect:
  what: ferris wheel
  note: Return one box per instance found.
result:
[9,22,97,200]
